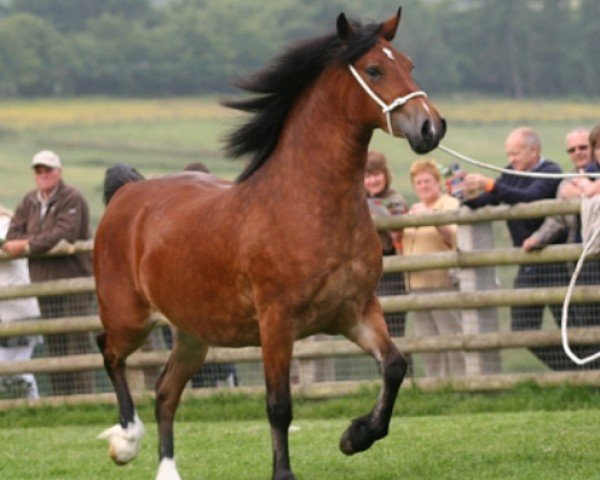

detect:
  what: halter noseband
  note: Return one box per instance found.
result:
[348,64,427,136]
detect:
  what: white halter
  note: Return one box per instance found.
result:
[348,64,427,136]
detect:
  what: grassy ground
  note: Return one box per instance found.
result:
[1,384,600,479]
[3,383,600,428]
[2,411,599,479]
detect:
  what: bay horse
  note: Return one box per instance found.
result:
[95,8,445,480]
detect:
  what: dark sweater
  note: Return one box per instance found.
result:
[464,158,567,247]
[7,181,93,282]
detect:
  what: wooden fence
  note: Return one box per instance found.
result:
[2,197,600,407]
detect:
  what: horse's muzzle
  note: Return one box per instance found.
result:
[407,116,446,154]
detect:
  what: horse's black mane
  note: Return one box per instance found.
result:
[223,18,382,183]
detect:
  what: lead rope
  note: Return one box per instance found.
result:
[561,226,600,365]
[438,144,600,179]
[438,143,600,365]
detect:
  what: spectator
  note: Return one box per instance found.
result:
[588,124,600,171]
[518,127,600,368]
[462,127,575,371]
[561,125,600,198]
[364,151,408,337]
[522,128,592,252]
[2,150,96,395]
[522,128,590,251]
[0,204,41,398]
[403,158,466,377]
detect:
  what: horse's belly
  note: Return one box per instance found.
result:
[143,265,260,347]
[157,302,261,347]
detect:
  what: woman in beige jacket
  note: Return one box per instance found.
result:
[403,159,466,378]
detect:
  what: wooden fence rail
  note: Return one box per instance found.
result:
[2,327,600,377]
[374,197,581,229]
[1,197,598,405]
[1,284,600,340]
[1,243,596,302]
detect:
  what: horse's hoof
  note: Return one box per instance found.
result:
[156,458,182,480]
[97,413,145,465]
[339,416,378,455]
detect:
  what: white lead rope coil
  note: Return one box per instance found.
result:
[561,226,600,365]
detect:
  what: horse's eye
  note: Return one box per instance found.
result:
[365,66,381,78]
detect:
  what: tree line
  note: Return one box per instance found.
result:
[0,0,597,98]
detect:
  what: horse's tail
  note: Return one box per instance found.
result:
[103,163,145,205]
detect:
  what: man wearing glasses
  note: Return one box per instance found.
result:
[2,150,96,395]
[519,127,600,370]
[522,127,591,251]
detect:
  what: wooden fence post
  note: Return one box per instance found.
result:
[456,214,502,375]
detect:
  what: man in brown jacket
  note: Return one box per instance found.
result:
[3,150,95,395]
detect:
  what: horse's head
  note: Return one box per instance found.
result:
[338,8,446,154]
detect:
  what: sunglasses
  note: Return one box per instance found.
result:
[566,145,589,154]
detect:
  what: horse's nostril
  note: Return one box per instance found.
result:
[440,118,447,137]
[420,119,433,144]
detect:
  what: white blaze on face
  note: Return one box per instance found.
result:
[382,47,395,61]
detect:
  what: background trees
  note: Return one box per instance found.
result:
[0,0,596,98]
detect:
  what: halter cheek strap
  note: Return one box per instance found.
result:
[348,64,427,136]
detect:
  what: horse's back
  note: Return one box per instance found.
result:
[94,174,259,344]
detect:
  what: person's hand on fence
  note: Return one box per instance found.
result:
[522,235,541,252]
[2,239,29,257]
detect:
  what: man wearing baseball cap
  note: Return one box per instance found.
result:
[2,150,95,396]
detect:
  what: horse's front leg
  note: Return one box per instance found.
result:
[340,295,407,455]
[259,309,296,480]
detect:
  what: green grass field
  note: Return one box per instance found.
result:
[2,411,599,479]
[1,385,600,479]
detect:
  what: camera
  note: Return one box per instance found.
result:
[443,163,466,200]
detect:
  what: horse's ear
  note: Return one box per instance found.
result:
[380,7,402,41]
[336,12,354,41]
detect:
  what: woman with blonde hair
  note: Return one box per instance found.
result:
[403,158,466,377]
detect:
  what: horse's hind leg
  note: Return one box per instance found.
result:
[96,303,155,465]
[155,329,209,480]
[339,295,407,455]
